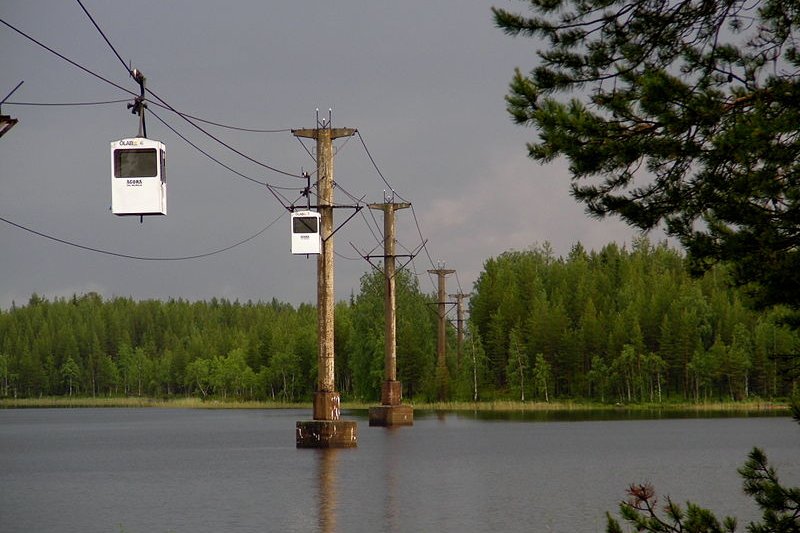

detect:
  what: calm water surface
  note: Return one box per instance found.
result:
[0,408,797,533]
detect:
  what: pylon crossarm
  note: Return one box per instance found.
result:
[349,241,385,275]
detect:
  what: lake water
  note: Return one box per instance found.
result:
[1,408,797,533]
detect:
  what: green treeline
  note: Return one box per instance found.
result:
[1,239,798,403]
[471,240,798,402]
[0,271,439,402]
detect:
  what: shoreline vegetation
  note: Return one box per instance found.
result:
[0,396,790,414]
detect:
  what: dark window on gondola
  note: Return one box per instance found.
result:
[114,148,158,178]
[293,216,318,234]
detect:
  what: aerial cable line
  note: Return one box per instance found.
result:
[352,196,385,248]
[366,203,384,239]
[0,212,285,261]
[75,0,131,76]
[357,205,384,247]
[150,110,301,212]
[2,15,298,175]
[409,253,438,295]
[354,129,442,287]
[6,98,131,107]
[332,181,367,206]
[334,250,362,261]
[355,130,439,272]
[7,9,446,279]
[148,109,298,192]
[147,86,304,179]
[408,203,440,294]
[75,0,302,178]
[409,203,437,270]
[75,0,293,135]
[331,182,384,245]
[294,132,353,179]
[164,112,291,133]
[144,99,294,134]
[357,130,409,203]
[8,95,292,133]
[0,17,137,98]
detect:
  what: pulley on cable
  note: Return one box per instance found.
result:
[290,171,321,255]
[291,210,321,255]
[111,68,166,219]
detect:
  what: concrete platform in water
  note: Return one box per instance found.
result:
[368,404,413,426]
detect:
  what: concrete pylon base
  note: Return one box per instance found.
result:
[296,391,358,448]
[296,420,358,448]
[368,404,414,426]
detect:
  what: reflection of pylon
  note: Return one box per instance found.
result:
[428,265,455,401]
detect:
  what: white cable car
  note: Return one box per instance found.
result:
[110,137,166,216]
[291,210,321,255]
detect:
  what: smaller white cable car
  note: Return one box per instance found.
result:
[111,137,166,216]
[291,210,321,255]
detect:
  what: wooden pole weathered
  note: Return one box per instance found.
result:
[293,123,357,447]
[368,202,413,426]
[428,266,455,401]
[449,292,471,369]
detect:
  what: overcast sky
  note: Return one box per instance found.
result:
[0,1,653,311]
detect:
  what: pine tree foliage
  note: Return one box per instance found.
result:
[606,448,800,532]
[0,294,321,401]
[470,240,799,401]
[345,269,437,401]
[493,0,800,309]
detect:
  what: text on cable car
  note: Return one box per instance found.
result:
[126,179,143,186]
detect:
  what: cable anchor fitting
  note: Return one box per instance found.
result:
[126,68,148,138]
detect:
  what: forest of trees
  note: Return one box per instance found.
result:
[1,239,797,403]
[0,270,439,402]
[471,240,799,403]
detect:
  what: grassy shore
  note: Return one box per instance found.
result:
[0,396,308,409]
[412,399,789,412]
[0,396,790,413]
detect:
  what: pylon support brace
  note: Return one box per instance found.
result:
[350,239,426,280]
[323,204,363,243]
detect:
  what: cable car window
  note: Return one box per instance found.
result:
[114,148,158,178]
[293,216,318,234]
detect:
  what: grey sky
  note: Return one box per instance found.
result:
[1,1,648,310]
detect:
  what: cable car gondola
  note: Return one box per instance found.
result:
[110,137,166,216]
[291,210,321,255]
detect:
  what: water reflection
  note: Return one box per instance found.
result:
[413,407,789,422]
[1,409,795,532]
[316,449,339,533]
[381,427,403,533]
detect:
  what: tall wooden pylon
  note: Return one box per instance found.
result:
[448,292,472,369]
[428,265,455,401]
[293,122,358,448]
[368,201,413,426]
